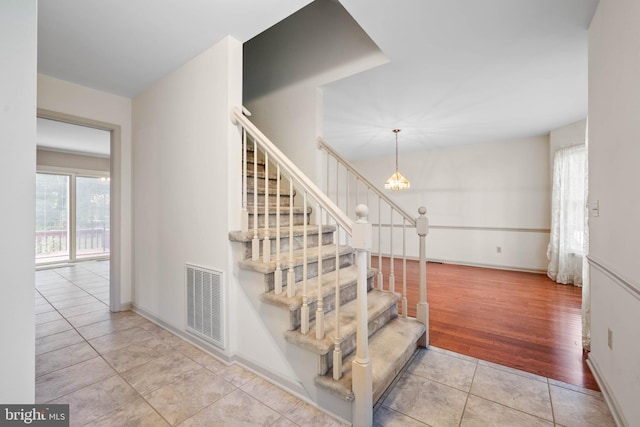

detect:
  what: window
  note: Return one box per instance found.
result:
[35,173,70,262]
[547,145,586,285]
[76,176,110,259]
[35,172,110,264]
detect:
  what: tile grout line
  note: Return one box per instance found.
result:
[133,340,240,426]
[458,358,479,427]
[548,380,557,426]
[85,306,265,426]
[39,268,173,426]
[465,363,560,425]
[374,345,421,415]
[36,262,178,425]
[36,262,606,426]
[36,278,119,402]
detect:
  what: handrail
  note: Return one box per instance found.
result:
[233,108,354,234]
[319,134,429,338]
[232,106,374,425]
[318,137,416,227]
[232,110,428,426]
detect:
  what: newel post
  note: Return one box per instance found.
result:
[352,204,372,427]
[416,206,429,347]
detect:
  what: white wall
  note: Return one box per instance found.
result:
[348,136,551,271]
[37,75,133,307]
[0,0,37,402]
[244,0,387,182]
[37,149,110,173]
[549,119,587,170]
[132,37,236,331]
[132,37,298,383]
[246,84,323,183]
[588,1,640,425]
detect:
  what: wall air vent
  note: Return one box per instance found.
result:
[185,264,224,349]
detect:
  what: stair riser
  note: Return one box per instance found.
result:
[245,151,261,164]
[317,301,399,376]
[373,342,417,405]
[245,161,287,180]
[263,252,354,293]
[248,192,292,207]
[249,212,309,228]
[240,231,335,260]
[287,274,374,331]
[247,178,291,194]
[245,160,266,176]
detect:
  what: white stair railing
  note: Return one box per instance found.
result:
[231,108,374,424]
[318,137,429,338]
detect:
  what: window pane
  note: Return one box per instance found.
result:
[76,176,110,258]
[35,173,70,262]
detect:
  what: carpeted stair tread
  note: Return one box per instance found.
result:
[247,206,311,215]
[246,168,279,180]
[260,265,375,311]
[247,177,291,192]
[284,290,399,356]
[314,316,426,402]
[229,225,336,243]
[238,244,353,274]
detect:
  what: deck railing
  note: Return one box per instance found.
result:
[35,228,110,259]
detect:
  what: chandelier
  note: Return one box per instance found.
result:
[384,129,410,190]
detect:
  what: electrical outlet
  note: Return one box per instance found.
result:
[496,246,502,253]
[608,328,613,350]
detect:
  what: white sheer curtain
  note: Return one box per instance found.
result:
[547,145,586,286]
[582,126,591,351]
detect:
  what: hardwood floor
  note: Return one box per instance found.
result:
[378,258,599,391]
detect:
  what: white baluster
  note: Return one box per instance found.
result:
[262,152,271,263]
[316,207,324,340]
[274,164,282,294]
[333,225,342,380]
[366,188,371,269]
[345,169,349,218]
[416,206,429,347]
[287,178,296,298]
[352,204,372,427]
[389,207,395,294]
[326,151,330,201]
[337,162,342,245]
[377,196,383,290]
[402,218,407,317]
[251,141,259,261]
[241,129,248,233]
[301,192,309,334]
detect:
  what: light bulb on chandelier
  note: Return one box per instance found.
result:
[384,129,410,190]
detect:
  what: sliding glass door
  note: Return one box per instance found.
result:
[35,172,110,264]
[76,176,110,258]
[35,173,70,263]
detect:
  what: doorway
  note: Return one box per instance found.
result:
[36,111,122,312]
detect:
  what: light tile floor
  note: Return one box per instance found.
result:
[35,261,616,427]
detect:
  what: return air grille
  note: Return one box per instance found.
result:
[186,264,224,349]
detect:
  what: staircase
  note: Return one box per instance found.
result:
[228,118,426,426]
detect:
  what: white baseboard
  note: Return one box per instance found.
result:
[587,355,628,427]
[129,304,349,425]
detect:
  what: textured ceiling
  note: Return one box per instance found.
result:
[37,118,111,158]
[37,0,598,158]
[38,0,312,97]
[324,0,599,159]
